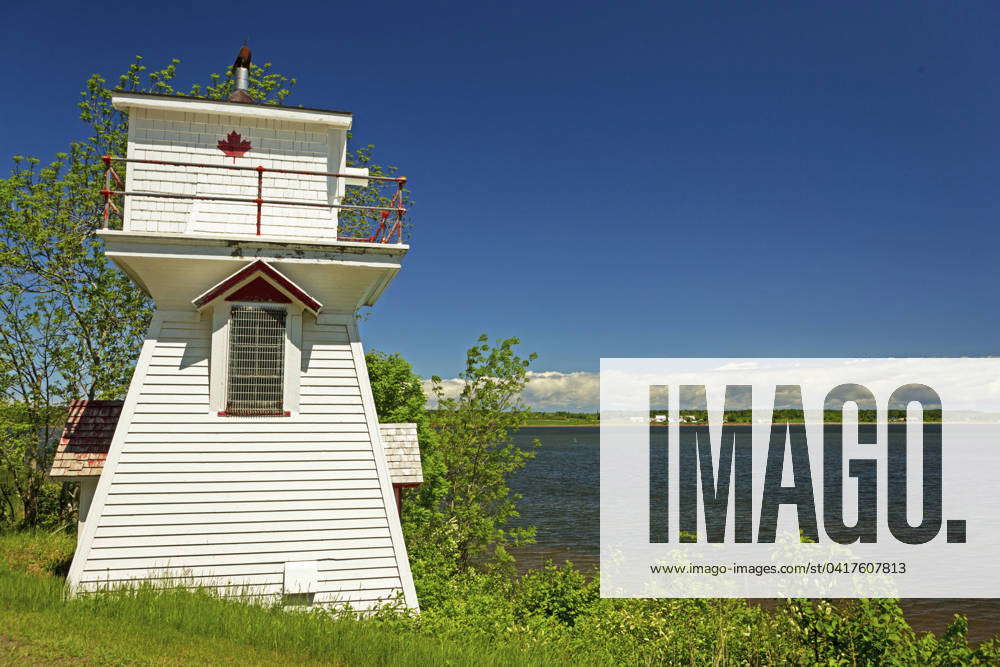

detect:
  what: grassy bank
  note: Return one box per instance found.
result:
[0,565,568,665]
[1,532,998,665]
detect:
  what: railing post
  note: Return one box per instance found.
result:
[255,165,265,236]
[101,155,113,229]
[397,178,406,244]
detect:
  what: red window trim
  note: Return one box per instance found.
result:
[217,410,292,417]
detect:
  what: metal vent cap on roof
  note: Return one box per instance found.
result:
[228,42,255,104]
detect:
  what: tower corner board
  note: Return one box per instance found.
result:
[53,48,421,613]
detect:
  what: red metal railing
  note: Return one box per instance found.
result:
[99,156,407,243]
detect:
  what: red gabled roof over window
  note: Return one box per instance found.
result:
[47,400,123,479]
[225,276,292,304]
[192,260,322,314]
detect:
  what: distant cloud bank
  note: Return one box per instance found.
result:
[423,371,599,411]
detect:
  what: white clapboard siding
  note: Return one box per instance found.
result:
[95,518,388,537]
[115,459,375,471]
[92,528,391,549]
[80,547,396,570]
[78,558,401,583]
[105,488,383,504]
[98,508,388,527]
[99,499,387,516]
[67,315,417,611]
[117,452,374,464]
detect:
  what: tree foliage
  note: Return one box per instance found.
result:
[426,335,539,570]
[366,337,539,576]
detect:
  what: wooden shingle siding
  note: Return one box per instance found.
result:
[124,108,339,240]
[379,424,423,485]
[69,314,414,610]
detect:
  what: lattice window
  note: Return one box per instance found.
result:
[226,305,286,415]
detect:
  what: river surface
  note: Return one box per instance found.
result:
[507,426,1000,644]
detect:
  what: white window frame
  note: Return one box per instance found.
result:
[209,299,302,416]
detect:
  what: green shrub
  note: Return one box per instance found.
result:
[514,562,598,626]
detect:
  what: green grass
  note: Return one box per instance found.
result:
[3,532,998,665]
[0,531,75,576]
[0,566,578,666]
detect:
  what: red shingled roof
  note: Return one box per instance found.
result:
[47,400,123,479]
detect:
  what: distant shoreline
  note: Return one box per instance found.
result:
[519,421,964,428]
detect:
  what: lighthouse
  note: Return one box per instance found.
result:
[50,48,421,611]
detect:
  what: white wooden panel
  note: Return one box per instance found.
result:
[115,458,374,471]
[145,361,207,370]
[142,375,209,385]
[299,369,357,379]
[131,405,209,414]
[321,577,402,590]
[304,359,355,369]
[95,518,387,537]
[83,547,396,570]
[81,573,285,588]
[133,394,210,404]
[313,589,401,604]
[89,538,394,560]
[296,404,366,413]
[123,433,373,443]
[99,508,387,525]
[121,442,373,453]
[140,385,210,395]
[304,350,353,360]
[299,377,361,387]
[107,481,381,497]
[100,499,386,516]
[298,395,364,405]
[105,488,382,504]
[92,527,390,549]
[111,469,377,483]
[117,452,373,464]
[300,384,362,393]
[79,559,399,583]
[126,422,368,434]
[127,412,366,423]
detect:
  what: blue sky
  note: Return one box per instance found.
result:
[2,2,998,394]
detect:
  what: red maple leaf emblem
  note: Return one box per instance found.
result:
[218,131,252,160]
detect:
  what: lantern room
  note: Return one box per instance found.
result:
[101,92,404,243]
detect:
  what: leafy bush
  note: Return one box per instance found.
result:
[514,562,598,626]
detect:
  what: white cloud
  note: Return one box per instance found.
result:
[422,370,600,411]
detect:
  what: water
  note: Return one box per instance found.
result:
[507,426,1000,643]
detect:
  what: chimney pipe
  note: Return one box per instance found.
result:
[233,67,250,92]
[228,43,255,103]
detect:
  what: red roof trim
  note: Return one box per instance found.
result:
[192,260,322,314]
[224,276,292,304]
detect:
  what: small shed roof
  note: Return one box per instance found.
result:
[47,400,123,479]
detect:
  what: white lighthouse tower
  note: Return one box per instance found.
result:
[54,48,421,611]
